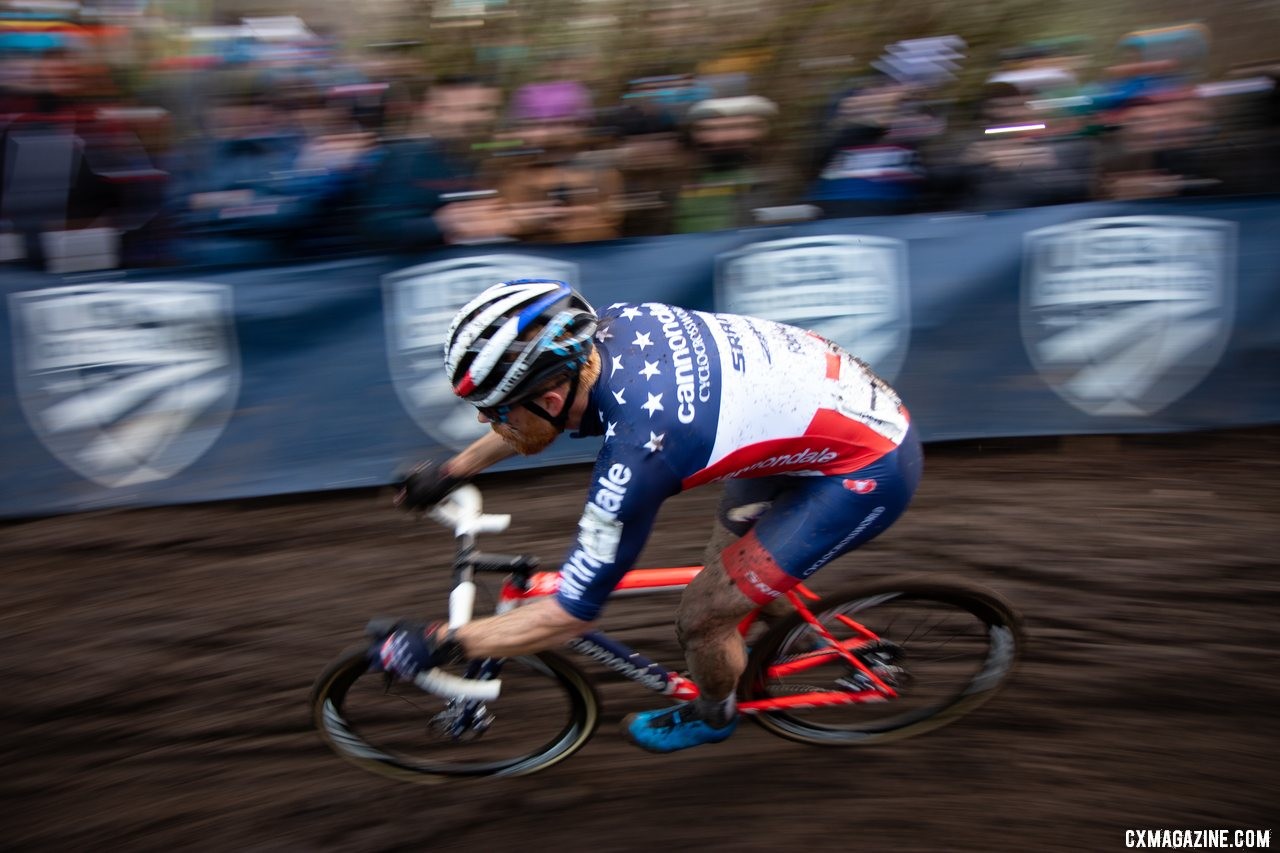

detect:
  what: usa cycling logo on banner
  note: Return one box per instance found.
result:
[1021,216,1236,417]
[9,282,240,488]
[383,254,579,449]
[714,235,911,381]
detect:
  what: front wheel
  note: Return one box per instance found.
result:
[311,646,600,782]
[740,578,1023,746]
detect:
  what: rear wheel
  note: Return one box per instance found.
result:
[741,579,1023,745]
[311,646,599,782]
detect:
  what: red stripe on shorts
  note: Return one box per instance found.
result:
[721,529,799,605]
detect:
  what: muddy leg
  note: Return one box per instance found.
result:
[675,523,760,725]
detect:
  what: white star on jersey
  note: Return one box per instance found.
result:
[642,392,664,416]
[620,306,644,320]
[612,389,626,405]
[644,431,665,453]
[605,421,617,439]
[611,354,624,376]
[633,331,653,351]
[640,360,661,379]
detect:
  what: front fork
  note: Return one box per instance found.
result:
[434,658,505,740]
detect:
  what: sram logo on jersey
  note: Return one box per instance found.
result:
[719,448,839,481]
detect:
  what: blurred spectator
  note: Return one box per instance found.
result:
[672,95,783,233]
[1096,24,1209,108]
[1083,25,1209,133]
[479,79,623,243]
[1200,68,1280,195]
[350,46,422,138]
[598,103,684,237]
[1095,88,1221,200]
[622,71,711,122]
[987,51,1082,104]
[267,82,387,255]
[804,75,931,218]
[359,74,508,248]
[1,42,167,271]
[957,81,1095,211]
[7,9,1280,266]
[161,75,307,265]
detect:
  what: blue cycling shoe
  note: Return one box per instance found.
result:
[622,702,739,753]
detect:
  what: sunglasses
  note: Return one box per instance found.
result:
[478,397,549,425]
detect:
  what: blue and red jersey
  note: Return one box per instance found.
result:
[556,302,912,620]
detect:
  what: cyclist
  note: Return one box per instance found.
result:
[384,278,923,753]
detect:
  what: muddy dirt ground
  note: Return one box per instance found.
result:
[2,429,1278,852]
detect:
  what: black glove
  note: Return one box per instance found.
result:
[394,456,466,511]
[373,621,466,679]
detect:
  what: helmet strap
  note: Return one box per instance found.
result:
[521,368,581,432]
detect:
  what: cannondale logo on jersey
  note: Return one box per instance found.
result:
[382,255,579,449]
[9,282,240,488]
[1021,216,1235,417]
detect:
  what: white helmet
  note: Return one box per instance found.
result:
[444,279,598,410]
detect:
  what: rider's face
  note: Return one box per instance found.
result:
[479,403,559,455]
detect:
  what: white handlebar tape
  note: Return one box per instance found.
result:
[414,668,502,700]
[429,485,511,537]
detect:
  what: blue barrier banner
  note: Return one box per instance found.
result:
[3,196,1278,517]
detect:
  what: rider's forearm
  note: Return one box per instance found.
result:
[447,431,517,479]
[454,596,592,658]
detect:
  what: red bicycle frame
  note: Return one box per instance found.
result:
[497,565,900,712]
